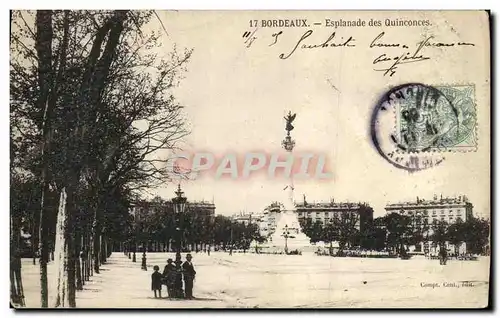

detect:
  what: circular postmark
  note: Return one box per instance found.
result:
[370,83,464,172]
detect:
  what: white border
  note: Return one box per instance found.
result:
[2,1,498,318]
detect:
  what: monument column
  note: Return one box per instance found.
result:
[267,111,311,252]
[282,120,297,228]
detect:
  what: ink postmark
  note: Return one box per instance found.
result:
[370,83,477,172]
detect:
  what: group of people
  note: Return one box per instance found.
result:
[151,253,197,299]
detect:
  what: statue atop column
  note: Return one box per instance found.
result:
[284,111,296,134]
[282,111,296,152]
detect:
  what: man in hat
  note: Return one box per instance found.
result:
[163,258,176,298]
[151,266,163,298]
[182,254,196,299]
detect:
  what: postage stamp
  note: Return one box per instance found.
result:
[395,84,477,153]
[370,83,478,172]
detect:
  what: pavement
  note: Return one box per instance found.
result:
[19,251,490,308]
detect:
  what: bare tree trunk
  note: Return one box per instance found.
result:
[93,218,101,273]
[88,228,93,278]
[32,214,39,265]
[35,9,71,307]
[102,235,108,263]
[75,233,83,291]
[35,9,54,308]
[75,256,82,291]
[53,189,69,307]
[65,185,77,308]
[100,234,106,264]
[10,215,25,307]
[53,185,77,308]
[81,233,87,283]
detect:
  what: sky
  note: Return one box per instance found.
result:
[142,11,490,219]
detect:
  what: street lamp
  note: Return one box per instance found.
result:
[172,184,187,298]
[283,224,290,254]
[229,223,233,256]
[141,240,147,270]
[132,223,137,263]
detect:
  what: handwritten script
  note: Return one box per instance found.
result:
[370,32,475,76]
[278,30,355,59]
[243,29,476,77]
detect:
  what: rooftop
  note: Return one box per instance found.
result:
[296,202,364,209]
[386,195,471,208]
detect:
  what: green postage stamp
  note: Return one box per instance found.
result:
[396,84,478,152]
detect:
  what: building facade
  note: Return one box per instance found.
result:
[295,198,374,233]
[260,198,374,238]
[261,202,283,237]
[231,212,264,226]
[187,201,217,219]
[385,195,473,254]
[130,197,216,222]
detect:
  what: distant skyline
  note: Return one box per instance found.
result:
[146,187,485,219]
[142,11,489,220]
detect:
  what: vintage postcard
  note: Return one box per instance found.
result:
[10,10,490,309]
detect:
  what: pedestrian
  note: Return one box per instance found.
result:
[439,247,448,265]
[182,253,196,299]
[163,258,176,298]
[151,265,163,298]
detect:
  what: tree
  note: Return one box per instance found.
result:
[463,217,490,255]
[431,220,449,251]
[407,214,429,252]
[299,218,324,243]
[360,218,387,251]
[11,10,192,307]
[331,212,360,255]
[447,218,466,255]
[321,220,337,255]
[382,212,413,256]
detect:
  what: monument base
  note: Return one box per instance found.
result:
[261,210,313,254]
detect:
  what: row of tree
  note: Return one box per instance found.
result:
[300,211,490,256]
[129,199,265,255]
[129,203,490,259]
[10,10,192,307]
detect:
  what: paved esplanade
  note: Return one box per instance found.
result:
[21,252,489,308]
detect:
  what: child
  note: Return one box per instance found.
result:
[151,265,163,298]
